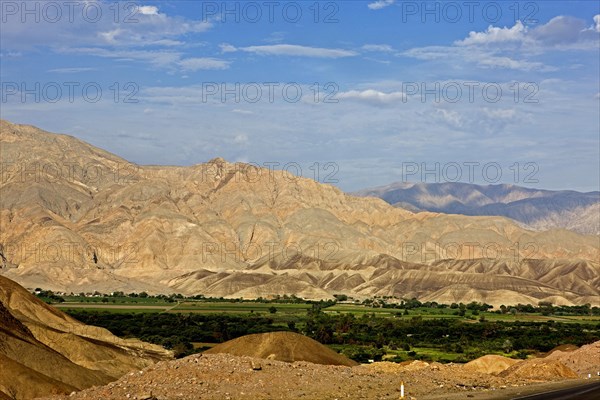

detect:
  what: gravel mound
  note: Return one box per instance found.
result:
[464,355,521,375]
[499,359,578,381]
[204,331,358,366]
[546,340,600,375]
[544,344,579,356]
[361,360,430,373]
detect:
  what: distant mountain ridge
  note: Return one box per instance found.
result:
[1,120,599,306]
[354,182,600,235]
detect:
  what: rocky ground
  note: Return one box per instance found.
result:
[39,353,569,400]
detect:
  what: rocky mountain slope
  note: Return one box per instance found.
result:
[0,275,171,399]
[1,120,599,305]
[354,182,600,235]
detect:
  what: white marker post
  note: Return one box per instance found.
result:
[400,382,404,398]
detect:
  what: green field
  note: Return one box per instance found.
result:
[58,297,600,363]
[55,300,600,325]
[47,292,600,364]
[172,301,313,312]
[57,300,314,315]
[61,295,174,306]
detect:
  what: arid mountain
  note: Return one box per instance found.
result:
[1,120,599,305]
[354,182,600,235]
[0,275,171,399]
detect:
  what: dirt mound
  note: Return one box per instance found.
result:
[546,341,600,375]
[545,344,579,356]
[0,276,171,399]
[499,359,578,381]
[359,360,430,373]
[204,331,357,366]
[464,355,521,375]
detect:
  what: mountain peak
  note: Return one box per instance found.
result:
[1,122,598,305]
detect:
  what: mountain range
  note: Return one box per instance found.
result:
[354,182,599,235]
[0,120,598,305]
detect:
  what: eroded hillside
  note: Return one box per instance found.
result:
[1,120,599,305]
[0,275,171,399]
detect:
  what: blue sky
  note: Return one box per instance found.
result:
[1,0,599,191]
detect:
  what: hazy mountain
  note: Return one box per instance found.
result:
[1,120,599,305]
[0,275,171,399]
[354,182,600,235]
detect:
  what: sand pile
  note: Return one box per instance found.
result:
[545,344,579,356]
[499,359,578,381]
[360,360,430,373]
[546,340,600,375]
[464,355,521,375]
[204,331,358,366]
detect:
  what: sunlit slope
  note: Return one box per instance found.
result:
[1,120,598,304]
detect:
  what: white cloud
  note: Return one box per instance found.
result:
[1,2,211,50]
[456,16,600,49]
[401,46,456,61]
[59,47,229,72]
[59,47,180,67]
[432,108,464,129]
[232,44,357,58]
[233,134,249,144]
[232,109,254,115]
[98,28,121,44]
[364,57,391,65]
[402,45,551,71]
[177,58,230,71]
[477,56,553,71]
[481,108,517,120]
[138,5,159,15]
[425,105,525,135]
[96,5,211,47]
[338,89,406,104]
[475,107,526,134]
[361,44,395,52]
[264,31,286,44]
[47,67,96,73]
[457,21,527,46]
[96,16,211,47]
[531,16,587,45]
[220,43,238,53]
[404,15,600,72]
[0,51,23,58]
[367,0,395,10]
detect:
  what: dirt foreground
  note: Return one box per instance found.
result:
[37,353,581,400]
[38,340,600,400]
